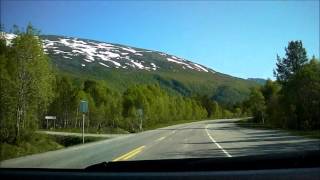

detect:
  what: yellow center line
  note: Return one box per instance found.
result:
[112,146,145,162]
[122,148,144,160]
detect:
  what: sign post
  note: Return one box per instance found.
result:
[82,114,85,144]
[80,100,88,144]
[45,116,56,129]
[137,109,143,131]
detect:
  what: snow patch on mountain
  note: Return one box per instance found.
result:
[63,56,72,59]
[167,58,194,69]
[135,53,143,56]
[130,60,144,69]
[1,32,213,73]
[150,63,159,70]
[99,62,109,68]
[194,64,209,72]
[99,51,120,58]
[121,47,136,53]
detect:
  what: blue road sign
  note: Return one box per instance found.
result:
[80,100,88,113]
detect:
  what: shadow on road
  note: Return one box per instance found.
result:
[224,141,320,156]
[167,141,319,158]
[177,120,320,158]
[146,133,320,159]
[160,148,226,158]
[153,119,319,159]
[171,140,320,158]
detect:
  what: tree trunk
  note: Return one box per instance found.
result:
[87,112,90,133]
[75,108,79,128]
[15,107,20,141]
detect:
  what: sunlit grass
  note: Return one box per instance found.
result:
[0,133,107,161]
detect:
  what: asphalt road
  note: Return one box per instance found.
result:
[1,119,319,169]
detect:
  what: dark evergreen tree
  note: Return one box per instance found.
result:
[274,41,308,84]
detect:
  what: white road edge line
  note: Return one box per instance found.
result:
[205,124,232,157]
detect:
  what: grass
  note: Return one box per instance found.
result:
[42,120,211,133]
[236,118,320,139]
[42,127,129,134]
[50,135,107,147]
[0,133,63,161]
[0,133,107,161]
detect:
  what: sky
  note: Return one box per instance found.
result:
[1,0,319,79]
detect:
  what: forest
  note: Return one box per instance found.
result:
[242,41,320,130]
[0,25,241,145]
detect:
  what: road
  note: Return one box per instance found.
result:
[1,119,319,169]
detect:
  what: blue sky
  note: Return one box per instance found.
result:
[1,0,319,79]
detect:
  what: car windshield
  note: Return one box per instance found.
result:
[0,0,319,169]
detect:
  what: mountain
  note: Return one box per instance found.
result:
[247,78,267,85]
[3,33,258,105]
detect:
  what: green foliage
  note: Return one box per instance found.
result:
[198,95,221,118]
[247,78,267,85]
[260,80,283,127]
[122,84,207,132]
[246,88,266,123]
[44,78,237,133]
[0,133,62,161]
[212,86,245,106]
[274,40,308,84]
[0,37,16,143]
[0,24,54,143]
[245,41,319,131]
[281,58,320,129]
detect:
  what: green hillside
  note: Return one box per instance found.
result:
[40,34,258,105]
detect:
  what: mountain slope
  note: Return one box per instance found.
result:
[41,35,214,73]
[3,33,258,104]
[247,78,267,85]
